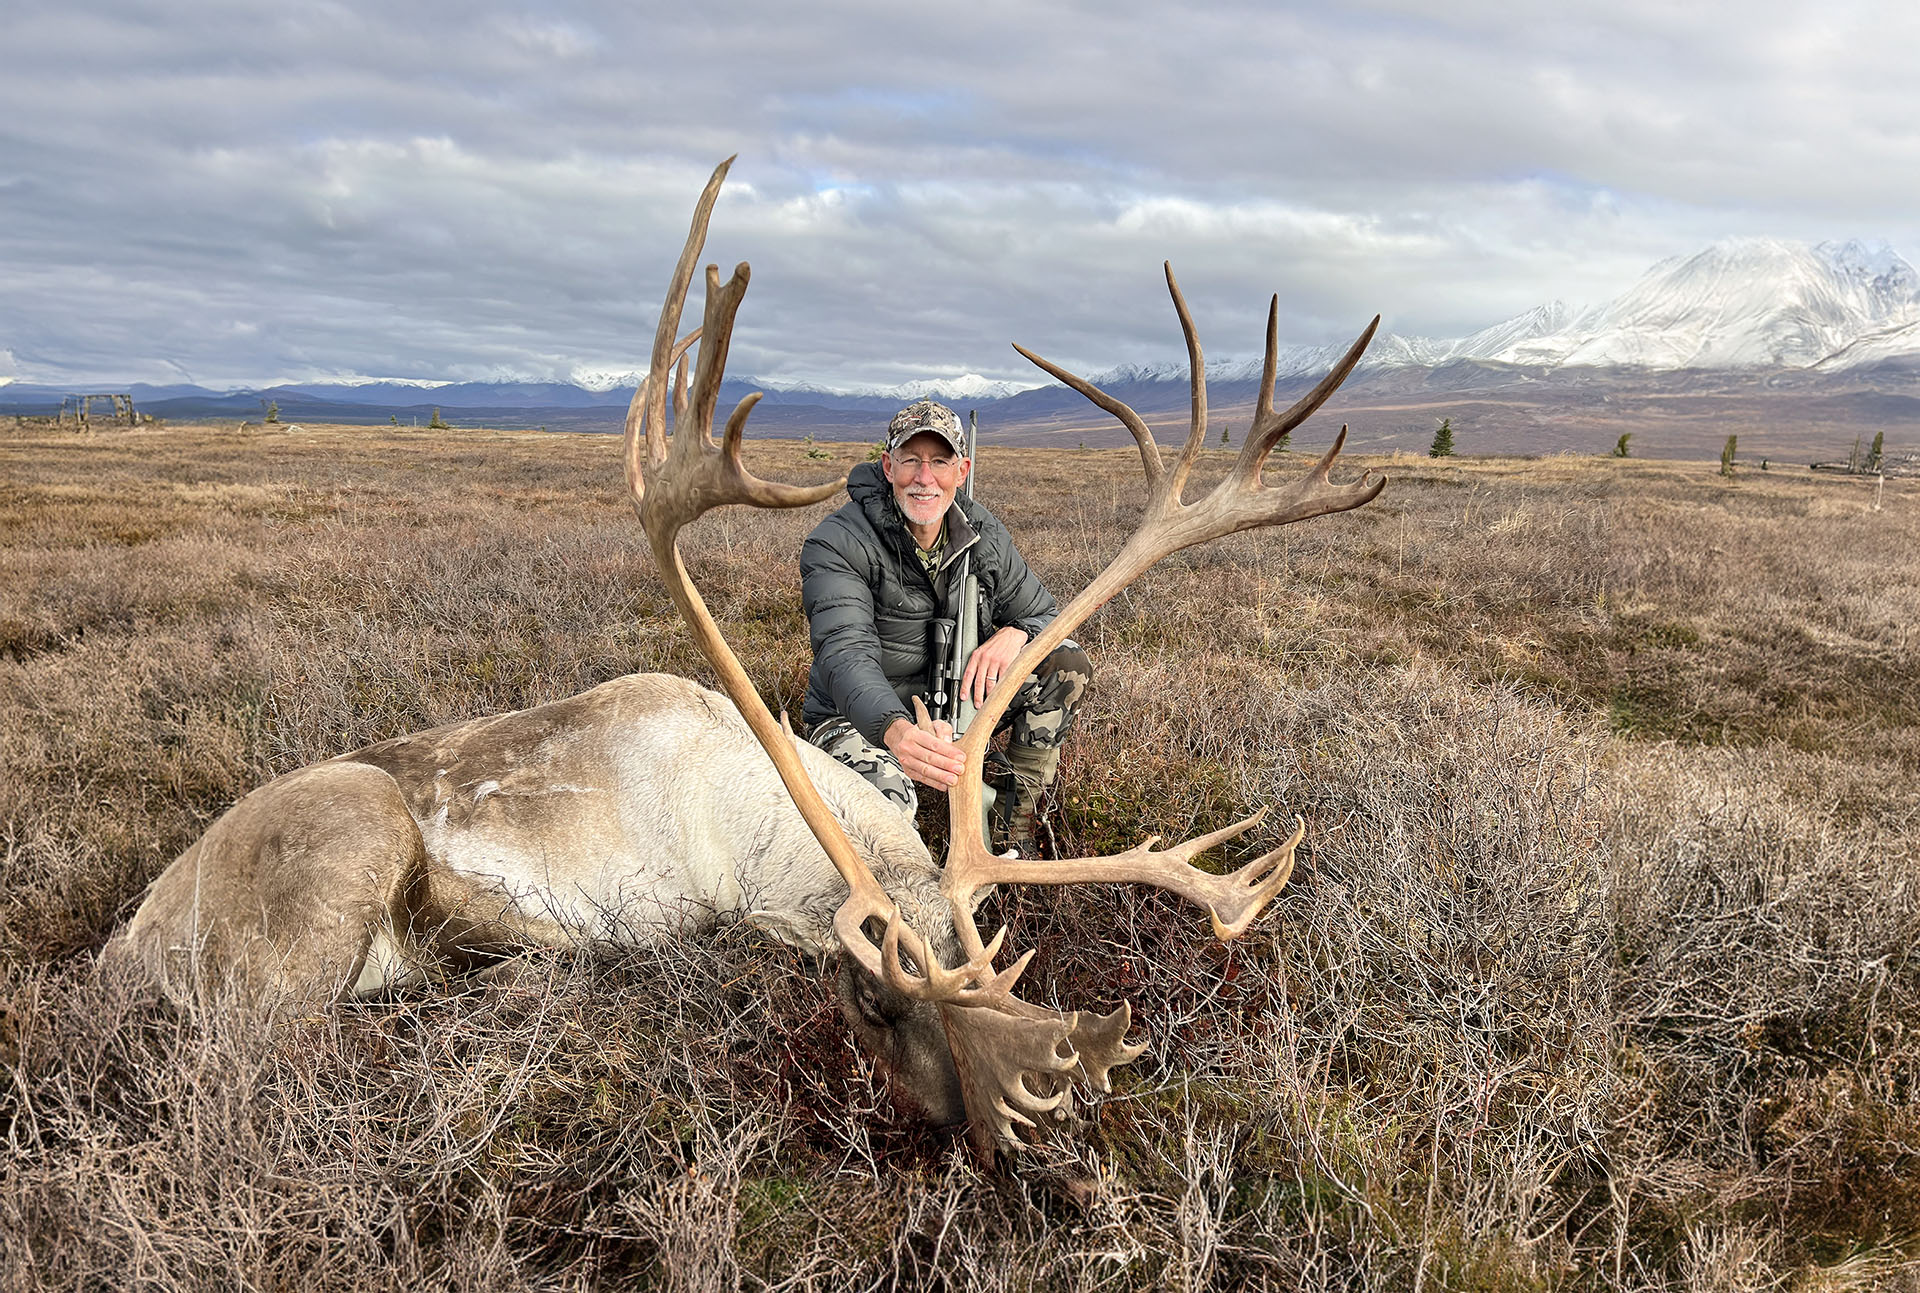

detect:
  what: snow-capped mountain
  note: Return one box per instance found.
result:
[565,365,1037,402]
[1085,239,1920,386]
[1085,299,1584,387]
[756,373,1040,401]
[1495,239,1920,370]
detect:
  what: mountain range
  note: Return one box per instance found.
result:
[7,238,1918,460]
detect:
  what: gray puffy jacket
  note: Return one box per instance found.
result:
[800,460,1058,743]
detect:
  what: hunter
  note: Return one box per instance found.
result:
[800,400,1092,856]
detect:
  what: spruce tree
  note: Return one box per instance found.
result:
[1720,434,1737,477]
[1612,433,1631,458]
[1428,417,1455,458]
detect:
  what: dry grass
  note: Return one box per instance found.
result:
[3,421,1917,1290]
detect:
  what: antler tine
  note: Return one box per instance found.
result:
[950,814,1306,946]
[645,158,733,468]
[719,390,764,473]
[623,327,701,506]
[1258,295,1281,418]
[880,914,1034,1007]
[1069,1004,1147,1092]
[939,1004,1079,1156]
[687,260,746,455]
[1162,262,1208,505]
[1010,342,1165,490]
[1242,310,1380,468]
[672,349,691,438]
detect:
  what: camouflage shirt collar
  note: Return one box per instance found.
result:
[912,521,946,578]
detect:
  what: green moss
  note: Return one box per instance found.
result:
[1059,756,1242,858]
[1636,620,1702,650]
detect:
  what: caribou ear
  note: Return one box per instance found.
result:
[742,909,826,957]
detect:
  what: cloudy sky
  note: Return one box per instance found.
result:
[6,1,1917,390]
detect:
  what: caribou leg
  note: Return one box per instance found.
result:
[109,762,431,1005]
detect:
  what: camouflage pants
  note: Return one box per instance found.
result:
[808,640,1094,817]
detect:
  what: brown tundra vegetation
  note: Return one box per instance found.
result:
[2,418,1917,1291]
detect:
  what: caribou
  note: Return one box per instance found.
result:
[109,158,1385,1154]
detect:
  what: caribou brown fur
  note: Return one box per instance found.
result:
[109,673,970,1124]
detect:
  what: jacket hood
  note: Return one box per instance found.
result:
[847,459,895,514]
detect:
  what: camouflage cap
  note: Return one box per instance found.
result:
[884,400,966,457]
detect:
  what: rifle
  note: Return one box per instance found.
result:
[926,410,983,732]
[949,410,985,737]
[924,411,997,840]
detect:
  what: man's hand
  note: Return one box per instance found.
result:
[885,714,964,790]
[961,626,1029,707]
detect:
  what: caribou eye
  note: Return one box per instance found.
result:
[854,983,891,1029]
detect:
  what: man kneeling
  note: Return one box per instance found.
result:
[799,400,1090,856]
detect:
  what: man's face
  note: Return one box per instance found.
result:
[882,431,971,530]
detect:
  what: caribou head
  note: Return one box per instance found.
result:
[628,158,1386,1155]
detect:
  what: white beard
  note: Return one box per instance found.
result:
[900,492,946,527]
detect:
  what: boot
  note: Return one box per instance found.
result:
[978,749,1013,852]
[995,743,1059,858]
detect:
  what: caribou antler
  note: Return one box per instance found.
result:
[867,269,1385,1149]
[887,274,1385,1147]
[931,267,1384,965]
[629,160,1385,1158]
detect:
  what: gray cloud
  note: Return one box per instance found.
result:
[5,0,1916,388]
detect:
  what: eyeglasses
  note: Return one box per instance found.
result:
[892,454,959,474]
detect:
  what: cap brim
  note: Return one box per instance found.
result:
[887,426,967,456]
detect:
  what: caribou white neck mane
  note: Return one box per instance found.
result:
[110,157,1386,1157]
